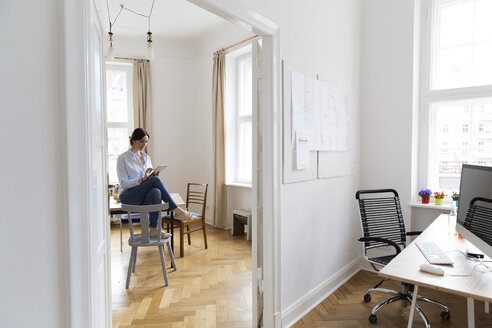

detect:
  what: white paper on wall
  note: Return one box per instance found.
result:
[295,132,309,170]
[291,70,350,152]
[291,71,305,145]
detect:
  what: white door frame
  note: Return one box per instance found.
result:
[62,0,281,326]
[62,0,112,327]
[186,2,281,326]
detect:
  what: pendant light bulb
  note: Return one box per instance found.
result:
[147,31,154,60]
[107,32,115,61]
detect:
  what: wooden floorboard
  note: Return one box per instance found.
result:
[112,225,492,327]
[111,223,252,328]
[294,270,492,328]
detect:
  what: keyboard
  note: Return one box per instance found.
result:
[416,241,454,265]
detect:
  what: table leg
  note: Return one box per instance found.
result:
[467,297,475,327]
[407,285,418,328]
[120,216,123,252]
[171,210,174,251]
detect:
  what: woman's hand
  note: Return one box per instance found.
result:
[139,168,154,183]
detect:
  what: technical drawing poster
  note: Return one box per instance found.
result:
[291,71,349,152]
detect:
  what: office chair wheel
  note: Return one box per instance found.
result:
[364,293,371,302]
[441,311,451,321]
[369,314,377,324]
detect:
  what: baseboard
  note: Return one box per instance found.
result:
[280,257,364,328]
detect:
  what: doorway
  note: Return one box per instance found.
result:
[66,0,280,327]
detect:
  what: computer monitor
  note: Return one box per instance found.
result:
[456,164,492,258]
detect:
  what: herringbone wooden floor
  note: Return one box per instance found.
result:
[112,225,492,328]
[111,223,252,327]
[293,270,492,328]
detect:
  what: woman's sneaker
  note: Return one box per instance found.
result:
[150,228,172,238]
[176,211,197,221]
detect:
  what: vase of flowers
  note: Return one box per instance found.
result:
[418,189,432,204]
[434,191,446,205]
[451,192,459,206]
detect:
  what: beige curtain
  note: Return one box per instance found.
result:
[212,50,227,227]
[133,59,153,156]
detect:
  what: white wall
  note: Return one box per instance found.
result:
[2,0,415,326]
[239,0,363,322]
[361,0,418,228]
[1,0,67,326]
[113,24,252,228]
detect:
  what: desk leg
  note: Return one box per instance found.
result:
[407,285,418,328]
[485,301,489,314]
[467,298,475,327]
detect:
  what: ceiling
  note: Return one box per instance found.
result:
[98,0,228,39]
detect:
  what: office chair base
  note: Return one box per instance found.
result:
[366,290,450,327]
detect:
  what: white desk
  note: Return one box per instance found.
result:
[380,214,492,327]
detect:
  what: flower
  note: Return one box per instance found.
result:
[433,191,446,199]
[418,189,432,197]
[451,191,459,201]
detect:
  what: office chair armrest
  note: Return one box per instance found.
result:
[406,231,422,236]
[358,237,402,255]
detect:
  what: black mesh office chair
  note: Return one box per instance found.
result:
[356,189,450,326]
[463,197,492,247]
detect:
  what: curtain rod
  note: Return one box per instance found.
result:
[222,35,258,51]
[113,35,258,60]
[114,56,149,62]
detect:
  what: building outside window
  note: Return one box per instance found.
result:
[422,0,492,191]
[106,63,134,184]
[224,45,252,185]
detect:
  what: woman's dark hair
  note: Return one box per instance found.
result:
[130,128,150,145]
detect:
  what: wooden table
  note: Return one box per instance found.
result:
[379,214,492,327]
[110,193,185,252]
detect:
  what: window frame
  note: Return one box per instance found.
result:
[224,44,253,186]
[105,62,134,184]
[419,0,492,194]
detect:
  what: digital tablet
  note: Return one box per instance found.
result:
[150,164,168,177]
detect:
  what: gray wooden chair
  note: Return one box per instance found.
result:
[121,203,177,288]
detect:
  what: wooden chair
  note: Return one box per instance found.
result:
[163,183,208,257]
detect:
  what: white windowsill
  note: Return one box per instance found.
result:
[409,202,453,210]
[226,182,252,188]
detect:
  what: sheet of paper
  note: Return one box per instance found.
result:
[291,71,305,145]
[291,70,350,152]
[304,76,320,150]
[296,132,309,170]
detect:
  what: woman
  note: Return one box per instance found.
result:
[117,128,196,236]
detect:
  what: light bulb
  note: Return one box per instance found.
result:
[146,31,154,60]
[147,43,154,60]
[107,45,115,61]
[107,31,115,61]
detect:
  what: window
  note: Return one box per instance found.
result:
[224,45,252,185]
[106,63,133,183]
[431,0,492,89]
[422,0,492,191]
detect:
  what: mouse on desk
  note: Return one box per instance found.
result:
[420,263,445,276]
